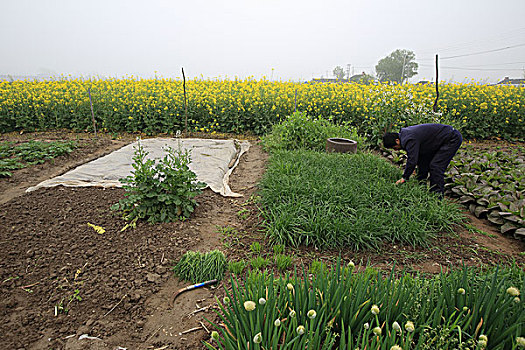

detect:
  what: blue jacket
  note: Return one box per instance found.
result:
[399,123,455,180]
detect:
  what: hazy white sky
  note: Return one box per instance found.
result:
[1,0,524,83]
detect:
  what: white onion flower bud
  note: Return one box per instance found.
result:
[364,322,370,329]
[296,325,305,335]
[371,304,380,315]
[287,283,294,291]
[405,321,415,333]
[258,297,266,305]
[392,321,401,332]
[289,309,296,318]
[457,288,465,295]
[274,319,281,327]
[373,327,382,336]
[517,336,525,347]
[390,346,402,350]
[244,301,256,312]
[253,332,262,344]
[507,287,520,297]
[211,331,219,341]
[307,309,317,319]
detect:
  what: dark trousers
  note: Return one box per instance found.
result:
[416,129,462,196]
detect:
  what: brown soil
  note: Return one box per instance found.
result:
[0,132,523,350]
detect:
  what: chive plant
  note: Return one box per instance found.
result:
[206,260,524,349]
[173,250,226,283]
[260,150,464,250]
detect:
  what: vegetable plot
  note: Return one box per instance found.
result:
[447,144,525,237]
[260,150,463,250]
[0,140,77,177]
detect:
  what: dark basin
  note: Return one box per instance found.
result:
[326,138,357,153]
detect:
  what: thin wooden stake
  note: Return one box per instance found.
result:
[294,88,297,112]
[88,87,97,138]
[433,54,439,113]
[182,68,188,135]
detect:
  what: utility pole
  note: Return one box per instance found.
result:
[346,64,351,79]
[433,54,439,113]
[400,53,407,84]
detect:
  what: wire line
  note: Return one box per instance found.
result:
[440,43,525,60]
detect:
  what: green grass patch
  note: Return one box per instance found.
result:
[260,150,463,250]
[273,254,293,271]
[227,260,246,275]
[249,256,270,270]
[172,250,226,283]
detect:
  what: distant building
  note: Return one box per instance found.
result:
[310,78,344,83]
[310,72,375,84]
[0,74,54,82]
[416,80,434,85]
[496,77,525,87]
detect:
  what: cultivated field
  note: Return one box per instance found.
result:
[0,78,524,349]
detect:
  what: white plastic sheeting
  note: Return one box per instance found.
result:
[26,138,251,197]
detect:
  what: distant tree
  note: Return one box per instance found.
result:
[333,66,345,80]
[375,49,418,83]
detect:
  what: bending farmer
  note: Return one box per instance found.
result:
[382,123,462,197]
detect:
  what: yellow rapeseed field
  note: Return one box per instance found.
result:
[0,77,523,140]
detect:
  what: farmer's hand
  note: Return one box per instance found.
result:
[395,178,406,185]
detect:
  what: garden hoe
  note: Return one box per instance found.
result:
[171,279,218,307]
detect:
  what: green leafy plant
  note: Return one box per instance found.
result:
[237,208,250,220]
[173,250,226,283]
[249,256,269,270]
[55,289,82,315]
[262,111,365,152]
[447,144,525,233]
[111,140,205,223]
[249,242,262,255]
[227,260,246,275]
[309,260,328,275]
[272,244,285,255]
[216,225,241,248]
[274,254,292,271]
